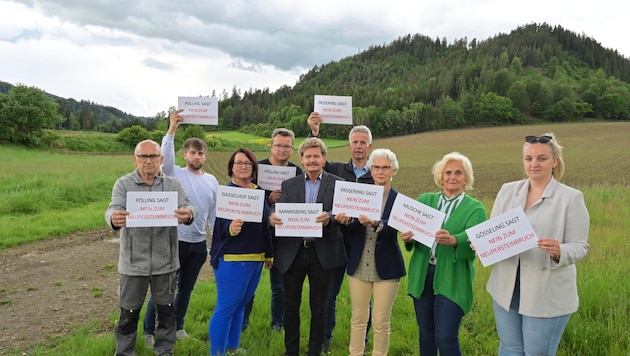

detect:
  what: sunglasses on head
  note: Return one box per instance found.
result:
[525,135,552,143]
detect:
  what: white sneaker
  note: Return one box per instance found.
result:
[144,334,155,348]
[176,329,190,340]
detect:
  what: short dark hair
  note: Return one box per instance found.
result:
[227,148,259,181]
[183,137,207,152]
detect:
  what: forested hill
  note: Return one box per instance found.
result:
[220,23,630,140]
[2,23,630,140]
[0,81,150,132]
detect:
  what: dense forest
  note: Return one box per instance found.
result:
[2,23,629,143]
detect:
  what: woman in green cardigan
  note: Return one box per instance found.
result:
[401,152,486,356]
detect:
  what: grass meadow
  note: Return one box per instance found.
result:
[1,121,629,355]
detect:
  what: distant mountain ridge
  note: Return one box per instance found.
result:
[3,23,630,138]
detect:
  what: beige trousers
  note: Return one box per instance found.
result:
[348,276,400,356]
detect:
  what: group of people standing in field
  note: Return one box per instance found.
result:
[105,109,590,356]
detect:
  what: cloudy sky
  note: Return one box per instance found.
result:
[1,0,628,117]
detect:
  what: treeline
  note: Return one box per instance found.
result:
[2,23,630,145]
[221,23,630,140]
[0,82,152,133]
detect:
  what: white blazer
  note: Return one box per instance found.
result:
[486,177,589,317]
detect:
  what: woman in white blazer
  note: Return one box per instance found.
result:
[486,133,589,356]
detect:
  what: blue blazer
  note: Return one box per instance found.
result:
[346,188,406,280]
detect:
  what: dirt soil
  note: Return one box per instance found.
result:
[0,228,212,354]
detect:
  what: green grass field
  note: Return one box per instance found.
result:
[1,121,629,355]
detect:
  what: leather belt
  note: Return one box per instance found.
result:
[302,240,315,249]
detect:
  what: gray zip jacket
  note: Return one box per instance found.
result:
[105,168,197,276]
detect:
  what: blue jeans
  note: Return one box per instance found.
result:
[493,286,571,356]
[209,257,263,356]
[412,264,464,356]
[144,240,207,334]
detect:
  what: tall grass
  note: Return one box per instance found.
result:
[2,122,629,354]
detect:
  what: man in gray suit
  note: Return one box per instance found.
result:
[269,137,347,356]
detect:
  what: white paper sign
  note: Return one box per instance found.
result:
[314,95,353,125]
[466,207,539,267]
[387,194,447,248]
[332,181,384,221]
[257,164,297,191]
[178,96,219,125]
[273,203,323,238]
[126,191,178,227]
[216,185,266,223]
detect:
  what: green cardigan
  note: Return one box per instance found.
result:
[405,192,487,314]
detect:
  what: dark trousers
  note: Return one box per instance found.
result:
[283,246,330,356]
[324,265,345,339]
[242,264,285,330]
[412,264,464,356]
[144,240,207,333]
[270,265,285,328]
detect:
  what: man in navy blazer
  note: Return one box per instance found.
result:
[269,137,347,356]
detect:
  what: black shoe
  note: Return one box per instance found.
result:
[322,337,331,353]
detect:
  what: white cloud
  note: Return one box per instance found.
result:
[1,0,628,116]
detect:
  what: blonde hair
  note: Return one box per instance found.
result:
[432,152,475,190]
[523,132,564,180]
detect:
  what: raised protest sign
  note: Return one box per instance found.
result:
[257,164,297,191]
[178,96,219,125]
[273,203,323,238]
[216,185,266,223]
[126,191,178,227]
[332,181,384,221]
[387,193,446,248]
[314,95,352,125]
[466,207,539,267]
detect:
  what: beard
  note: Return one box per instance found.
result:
[187,161,203,171]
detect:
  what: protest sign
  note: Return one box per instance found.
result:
[273,203,323,238]
[257,164,297,191]
[314,95,352,125]
[387,193,446,248]
[466,207,538,267]
[178,96,219,125]
[216,185,266,223]
[126,191,178,227]
[332,181,383,221]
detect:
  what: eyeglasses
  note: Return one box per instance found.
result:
[525,135,552,144]
[135,154,161,161]
[272,144,293,151]
[234,161,253,167]
[371,165,392,172]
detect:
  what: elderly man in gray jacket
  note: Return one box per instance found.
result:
[106,139,196,356]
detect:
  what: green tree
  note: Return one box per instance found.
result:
[117,125,151,148]
[0,85,63,146]
[472,92,521,126]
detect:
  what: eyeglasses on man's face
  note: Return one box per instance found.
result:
[525,135,552,143]
[234,161,253,167]
[273,144,293,151]
[135,154,161,161]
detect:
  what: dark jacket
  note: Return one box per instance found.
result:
[346,188,406,280]
[209,181,272,268]
[271,171,347,273]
